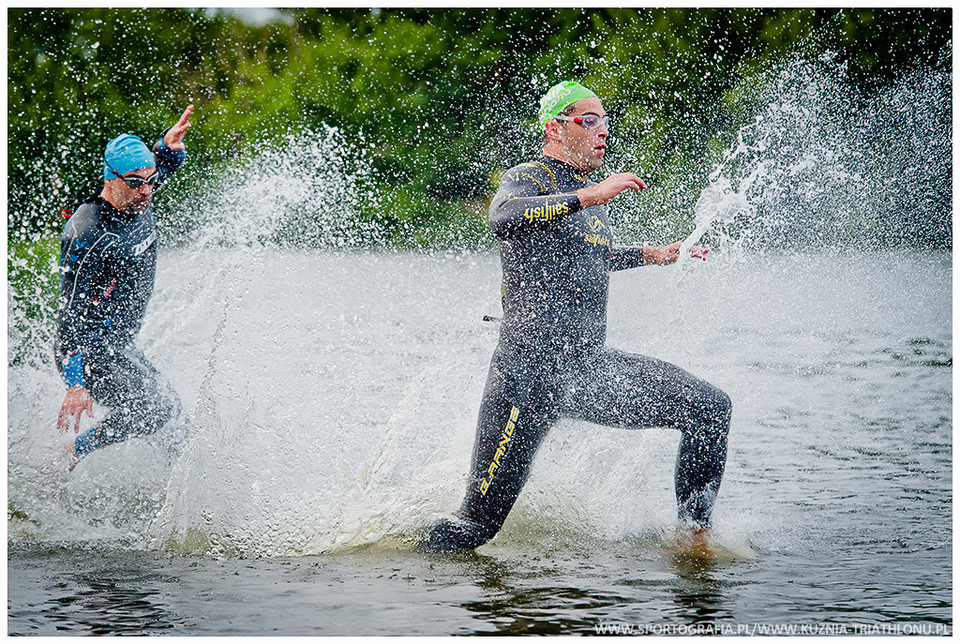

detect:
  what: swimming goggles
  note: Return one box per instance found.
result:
[107,165,160,189]
[555,114,610,130]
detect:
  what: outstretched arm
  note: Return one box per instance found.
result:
[153,105,194,186]
[490,167,648,240]
[647,242,708,265]
[609,242,708,271]
[577,172,646,208]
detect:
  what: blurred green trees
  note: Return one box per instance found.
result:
[7,8,951,246]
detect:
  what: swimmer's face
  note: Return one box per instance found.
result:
[552,97,609,174]
[107,166,157,214]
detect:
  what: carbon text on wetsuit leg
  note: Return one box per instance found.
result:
[479,406,520,496]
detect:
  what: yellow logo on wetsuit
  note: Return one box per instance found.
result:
[479,406,520,496]
[584,234,610,247]
[584,215,610,246]
[523,201,569,223]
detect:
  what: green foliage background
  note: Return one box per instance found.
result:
[7,7,951,248]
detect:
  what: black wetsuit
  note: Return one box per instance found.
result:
[54,138,185,456]
[420,156,731,552]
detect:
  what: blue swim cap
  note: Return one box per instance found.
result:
[103,134,155,181]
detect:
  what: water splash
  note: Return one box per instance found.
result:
[164,124,381,249]
[670,52,950,260]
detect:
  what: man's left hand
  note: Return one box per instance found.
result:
[646,242,709,265]
[163,105,194,151]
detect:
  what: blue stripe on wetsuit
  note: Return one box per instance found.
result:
[62,352,86,388]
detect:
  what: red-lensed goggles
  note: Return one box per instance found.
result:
[555,114,610,130]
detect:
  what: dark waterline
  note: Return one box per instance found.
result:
[8,534,951,636]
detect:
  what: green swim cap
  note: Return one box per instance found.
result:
[538,81,598,129]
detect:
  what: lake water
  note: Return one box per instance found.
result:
[7,248,952,635]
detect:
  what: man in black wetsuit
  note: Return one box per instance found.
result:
[55,106,194,468]
[420,82,731,553]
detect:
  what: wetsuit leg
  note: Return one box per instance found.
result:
[563,349,731,529]
[76,347,183,455]
[419,355,557,552]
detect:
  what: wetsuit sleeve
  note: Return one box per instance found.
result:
[57,208,117,368]
[608,245,646,271]
[152,129,186,190]
[489,164,582,239]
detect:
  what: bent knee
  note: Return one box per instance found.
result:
[682,384,731,434]
[708,387,732,422]
[705,387,731,434]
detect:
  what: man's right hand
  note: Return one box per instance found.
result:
[163,105,194,151]
[58,386,94,434]
[578,172,647,208]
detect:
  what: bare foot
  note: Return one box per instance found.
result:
[673,526,715,559]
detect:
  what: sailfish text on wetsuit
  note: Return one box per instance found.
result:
[524,201,570,223]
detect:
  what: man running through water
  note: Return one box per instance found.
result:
[55,106,194,469]
[419,82,731,553]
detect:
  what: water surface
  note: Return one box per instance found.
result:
[7,249,952,635]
